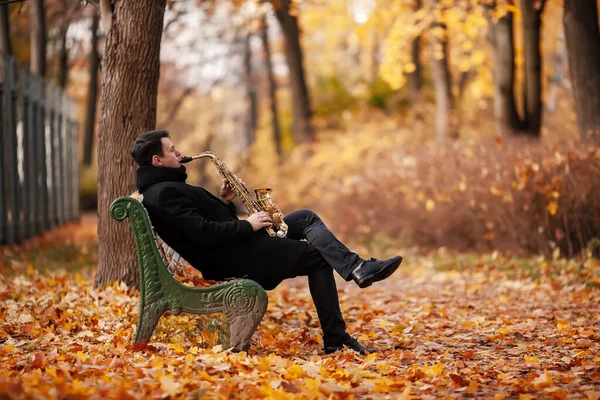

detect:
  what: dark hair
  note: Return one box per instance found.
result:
[130,129,169,166]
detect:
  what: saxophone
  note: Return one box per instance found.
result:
[180,151,288,238]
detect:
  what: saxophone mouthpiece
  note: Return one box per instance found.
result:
[180,156,193,164]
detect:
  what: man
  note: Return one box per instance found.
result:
[131,130,402,355]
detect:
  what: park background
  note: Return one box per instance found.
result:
[1,0,600,398]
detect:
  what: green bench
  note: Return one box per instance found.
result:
[109,195,268,352]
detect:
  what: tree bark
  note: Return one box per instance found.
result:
[430,16,454,142]
[408,0,422,95]
[457,0,473,99]
[273,0,313,144]
[95,0,167,289]
[243,33,258,150]
[0,4,11,55]
[83,13,100,167]
[261,15,283,158]
[30,0,46,77]
[519,0,545,136]
[564,0,600,144]
[487,8,521,135]
[57,0,69,89]
[546,27,566,113]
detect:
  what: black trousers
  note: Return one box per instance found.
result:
[282,209,362,344]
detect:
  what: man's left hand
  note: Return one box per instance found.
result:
[219,176,245,203]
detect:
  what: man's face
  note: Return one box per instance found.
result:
[152,137,181,168]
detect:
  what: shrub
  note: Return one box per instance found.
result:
[313,75,356,118]
[366,78,398,110]
[281,134,600,259]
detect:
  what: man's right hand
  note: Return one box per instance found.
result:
[247,211,273,231]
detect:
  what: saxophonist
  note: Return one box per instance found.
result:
[130,130,403,355]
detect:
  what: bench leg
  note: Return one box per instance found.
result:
[223,280,268,352]
[135,301,168,345]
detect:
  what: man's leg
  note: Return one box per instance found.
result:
[289,243,347,344]
[288,244,374,354]
[285,209,361,281]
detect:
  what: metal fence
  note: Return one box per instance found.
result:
[0,54,79,245]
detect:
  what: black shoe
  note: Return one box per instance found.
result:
[351,256,402,288]
[324,334,376,355]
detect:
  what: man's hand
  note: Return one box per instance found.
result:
[247,211,273,231]
[219,176,246,203]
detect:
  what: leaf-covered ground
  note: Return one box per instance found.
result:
[1,222,600,399]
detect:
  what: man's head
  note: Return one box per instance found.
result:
[130,129,181,168]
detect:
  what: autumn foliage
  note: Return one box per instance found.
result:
[243,121,600,260]
[1,223,600,398]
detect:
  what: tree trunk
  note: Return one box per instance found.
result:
[0,4,11,55]
[408,0,422,95]
[29,0,46,77]
[243,33,258,150]
[261,15,282,158]
[430,17,454,142]
[273,0,313,144]
[546,27,567,113]
[487,8,521,135]
[457,0,473,99]
[370,27,380,82]
[95,0,166,289]
[57,0,69,89]
[83,13,100,167]
[519,0,545,136]
[564,0,600,143]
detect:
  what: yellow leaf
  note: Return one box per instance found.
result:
[403,63,416,73]
[524,355,539,363]
[557,322,568,331]
[547,201,559,216]
[305,378,320,390]
[45,367,57,378]
[76,351,88,362]
[285,365,305,379]
[471,51,486,65]
[423,363,445,377]
[425,199,436,212]
[201,329,218,346]
[490,185,502,196]
[168,343,185,354]
[498,327,510,335]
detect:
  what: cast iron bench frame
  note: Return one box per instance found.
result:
[109,195,268,352]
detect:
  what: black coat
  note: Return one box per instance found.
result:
[136,165,307,290]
